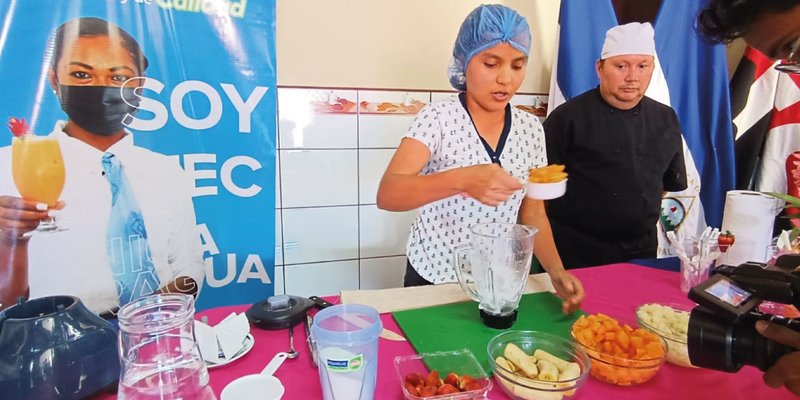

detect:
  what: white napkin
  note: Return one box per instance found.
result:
[194,312,250,364]
[195,320,221,364]
[720,190,781,265]
[777,230,795,250]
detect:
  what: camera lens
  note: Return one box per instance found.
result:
[687,306,796,372]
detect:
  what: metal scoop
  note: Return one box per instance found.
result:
[286,325,299,359]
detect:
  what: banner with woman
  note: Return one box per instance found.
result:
[0,0,277,312]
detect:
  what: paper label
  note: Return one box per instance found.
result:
[325,353,364,372]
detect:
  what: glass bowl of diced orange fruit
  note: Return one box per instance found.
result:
[571,313,667,386]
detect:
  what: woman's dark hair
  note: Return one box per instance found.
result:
[697,0,800,43]
[50,17,148,73]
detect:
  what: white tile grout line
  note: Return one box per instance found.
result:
[356,89,362,289]
[281,254,406,267]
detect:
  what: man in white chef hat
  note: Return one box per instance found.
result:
[542,22,688,269]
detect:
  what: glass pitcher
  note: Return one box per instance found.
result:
[117,294,216,400]
[453,223,537,329]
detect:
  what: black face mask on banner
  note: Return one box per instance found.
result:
[57,85,140,136]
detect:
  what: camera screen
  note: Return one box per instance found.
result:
[704,278,753,307]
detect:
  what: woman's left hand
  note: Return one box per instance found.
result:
[549,270,585,314]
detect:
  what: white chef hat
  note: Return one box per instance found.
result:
[600,22,656,60]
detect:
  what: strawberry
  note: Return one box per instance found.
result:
[424,370,441,388]
[7,117,30,137]
[418,386,437,397]
[718,231,735,253]
[462,381,485,392]
[458,374,475,390]
[404,372,423,386]
[443,372,460,387]
[435,383,460,395]
[403,382,419,396]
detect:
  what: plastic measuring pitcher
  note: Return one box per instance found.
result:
[454,223,537,329]
[310,304,381,400]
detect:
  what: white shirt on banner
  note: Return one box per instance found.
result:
[0,121,205,314]
[405,96,547,284]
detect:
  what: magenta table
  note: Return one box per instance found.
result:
[94,263,796,399]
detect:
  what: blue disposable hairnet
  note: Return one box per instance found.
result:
[448,4,531,91]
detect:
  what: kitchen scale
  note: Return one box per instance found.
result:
[245,294,316,330]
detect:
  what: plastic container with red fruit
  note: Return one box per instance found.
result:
[395,349,492,399]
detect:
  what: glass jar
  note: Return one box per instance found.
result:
[117,294,216,400]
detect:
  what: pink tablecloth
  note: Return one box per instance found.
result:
[97,263,796,399]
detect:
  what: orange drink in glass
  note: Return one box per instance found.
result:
[11,135,65,232]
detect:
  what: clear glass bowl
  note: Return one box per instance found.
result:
[571,321,666,386]
[487,330,590,400]
[394,349,492,399]
[635,303,696,368]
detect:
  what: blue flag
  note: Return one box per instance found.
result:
[655,2,735,228]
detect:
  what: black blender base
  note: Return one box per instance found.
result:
[480,309,518,329]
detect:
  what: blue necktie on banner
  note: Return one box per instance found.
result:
[102,153,160,305]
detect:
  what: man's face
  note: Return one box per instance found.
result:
[743,5,800,62]
[596,54,654,110]
[464,42,528,114]
[52,35,141,88]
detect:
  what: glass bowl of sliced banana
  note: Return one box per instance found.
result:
[487,330,590,400]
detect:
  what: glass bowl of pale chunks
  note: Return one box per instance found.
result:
[636,303,695,368]
[487,330,590,400]
[571,313,667,386]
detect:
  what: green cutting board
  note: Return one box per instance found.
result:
[392,292,585,374]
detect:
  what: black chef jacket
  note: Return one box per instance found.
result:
[543,88,687,268]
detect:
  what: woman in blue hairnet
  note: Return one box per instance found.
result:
[377,4,583,314]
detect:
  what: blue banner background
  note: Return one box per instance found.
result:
[0,0,277,310]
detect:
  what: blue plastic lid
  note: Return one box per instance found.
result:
[311,304,382,346]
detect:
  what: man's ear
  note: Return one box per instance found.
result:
[595,60,603,79]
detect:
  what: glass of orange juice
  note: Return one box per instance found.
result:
[11,135,66,233]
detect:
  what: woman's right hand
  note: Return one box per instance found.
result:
[461,164,523,206]
[0,196,62,241]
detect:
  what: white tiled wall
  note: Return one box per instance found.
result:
[283,260,359,296]
[281,149,358,208]
[278,89,358,149]
[358,205,415,258]
[274,87,548,297]
[358,149,394,204]
[359,256,407,290]
[282,206,359,264]
[359,115,415,148]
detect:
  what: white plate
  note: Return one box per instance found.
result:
[206,334,255,369]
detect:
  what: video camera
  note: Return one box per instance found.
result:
[687,257,800,372]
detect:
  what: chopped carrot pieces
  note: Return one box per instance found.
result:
[572,313,665,385]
